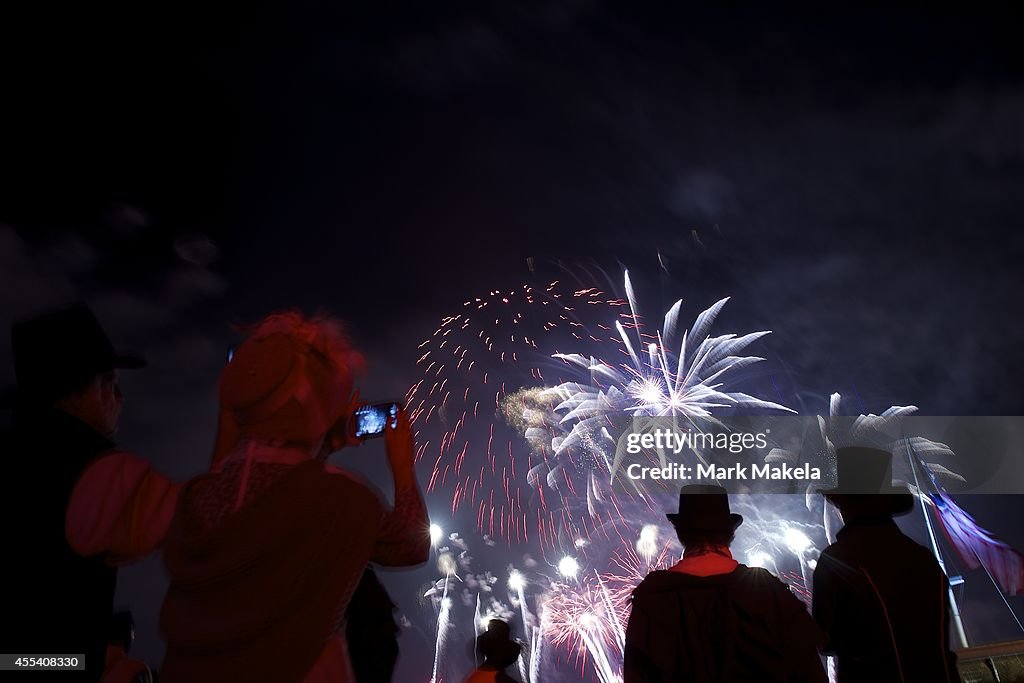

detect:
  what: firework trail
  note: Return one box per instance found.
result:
[540,577,624,683]
[408,280,629,551]
[544,269,794,489]
[600,541,677,624]
[431,581,452,683]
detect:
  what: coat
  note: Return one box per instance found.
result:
[624,565,827,682]
[0,408,120,682]
[0,407,180,682]
[160,441,430,683]
[812,518,962,683]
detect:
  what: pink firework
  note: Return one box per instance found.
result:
[407,280,629,549]
[540,578,625,683]
[601,541,677,623]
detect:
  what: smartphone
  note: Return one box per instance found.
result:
[353,402,402,439]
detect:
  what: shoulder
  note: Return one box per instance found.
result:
[733,565,787,588]
[631,570,674,596]
[735,566,804,602]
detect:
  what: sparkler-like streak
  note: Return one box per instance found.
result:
[541,578,624,683]
[431,584,452,683]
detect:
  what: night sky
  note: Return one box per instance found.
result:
[3,3,1024,678]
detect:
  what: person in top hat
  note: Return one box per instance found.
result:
[464,619,523,683]
[158,311,429,683]
[812,446,962,683]
[624,484,827,683]
[0,304,181,682]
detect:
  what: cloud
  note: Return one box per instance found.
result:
[0,226,77,320]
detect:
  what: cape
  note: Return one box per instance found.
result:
[812,519,961,683]
[624,565,826,683]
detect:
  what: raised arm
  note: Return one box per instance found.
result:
[371,408,430,566]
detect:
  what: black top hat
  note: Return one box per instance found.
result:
[665,484,743,533]
[477,619,522,668]
[819,446,914,516]
[7,304,145,405]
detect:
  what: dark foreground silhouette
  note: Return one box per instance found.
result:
[624,485,827,683]
[814,446,962,683]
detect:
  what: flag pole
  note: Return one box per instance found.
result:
[903,436,969,648]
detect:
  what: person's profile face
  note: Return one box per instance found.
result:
[96,370,123,436]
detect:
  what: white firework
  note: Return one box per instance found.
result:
[544,270,794,458]
[807,392,964,543]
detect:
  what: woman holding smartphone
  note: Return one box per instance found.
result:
[159,311,430,683]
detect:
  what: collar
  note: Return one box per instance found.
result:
[670,546,738,576]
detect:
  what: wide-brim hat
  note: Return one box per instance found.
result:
[819,446,914,516]
[666,484,743,533]
[4,303,145,406]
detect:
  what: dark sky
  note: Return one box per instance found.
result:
[3,2,1024,677]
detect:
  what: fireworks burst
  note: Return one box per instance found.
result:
[540,578,624,683]
[412,268,850,681]
[408,280,633,549]
[545,270,794,479]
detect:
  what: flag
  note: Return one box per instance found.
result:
[930,491,1024,596]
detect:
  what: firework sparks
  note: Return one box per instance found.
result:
[540,578,624,683]
[558,556,580,579]
[408,280,627,548]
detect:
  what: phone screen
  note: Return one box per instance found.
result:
[354,402,400,438]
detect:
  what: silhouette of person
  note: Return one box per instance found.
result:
[0,304,181,682]
[813,446,962,683]
[624,484,827,683]
[159,312,429,682]
[346,568,400,683]
[464,620,522,683]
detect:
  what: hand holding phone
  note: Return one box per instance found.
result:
[353,402,401,438]
[382,405,415,488]
[352,401,415,486]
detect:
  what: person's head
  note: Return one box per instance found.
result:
[9,304,144,435]
[819,446,914,520]
[54,370,123,438]
[219,311,365,457]
[478,619,521,670]
[824,494,913,523]
[673,525,736,556]
[666,485,743,555]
